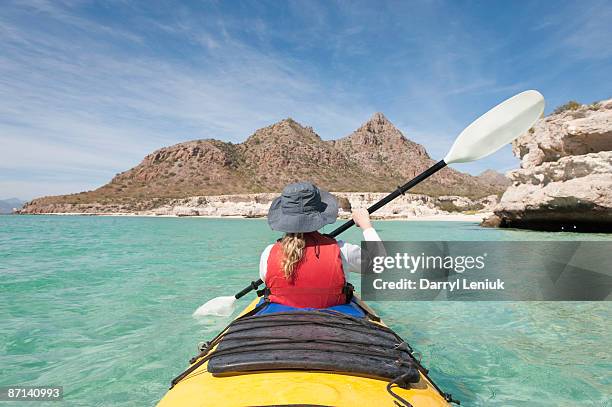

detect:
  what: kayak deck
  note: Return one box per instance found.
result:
[158,298,453,407]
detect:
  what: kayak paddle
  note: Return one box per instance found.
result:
[193,89,545,317]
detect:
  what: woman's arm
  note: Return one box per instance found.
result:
[338,209,381,274]
[259,244,274,281]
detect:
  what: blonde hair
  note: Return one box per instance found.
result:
[280,233,306,280]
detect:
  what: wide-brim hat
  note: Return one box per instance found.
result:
[267,182,338,233]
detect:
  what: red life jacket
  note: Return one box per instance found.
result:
[265,232,346,308]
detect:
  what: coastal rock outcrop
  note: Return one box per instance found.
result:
[144,191,476,219]
[484,99,612,232]
[19,191,494,219]
[514,100,612,168]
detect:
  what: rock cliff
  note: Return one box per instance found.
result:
[483,99,612,232]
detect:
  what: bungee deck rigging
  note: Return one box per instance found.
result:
[206,310,420,382]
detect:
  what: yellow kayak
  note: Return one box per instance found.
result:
[158,297,454,407]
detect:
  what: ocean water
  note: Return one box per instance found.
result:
[0,215,610,406]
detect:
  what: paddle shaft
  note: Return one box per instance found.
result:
[234,159,447,300]
[328,159,447,237]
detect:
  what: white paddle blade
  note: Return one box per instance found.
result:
[192,296,236,317]
[444,90,545,164]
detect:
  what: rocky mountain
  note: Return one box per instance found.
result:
[483,98,612,232]
[476,169,511,188]
[331,112,493,196]
[0,198,23,214]
[21,113,503,214]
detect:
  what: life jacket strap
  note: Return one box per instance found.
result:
[257,287,270,298]
[267,286,346,295]
[262,282,353,303]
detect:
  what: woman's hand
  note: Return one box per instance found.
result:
[352,208,373,230]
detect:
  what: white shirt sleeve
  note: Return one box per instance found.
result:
[259,244,274,281]
[337,227,381,275]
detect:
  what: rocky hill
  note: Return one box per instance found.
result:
[476,169,511,188]
[483,99,612,232]
[21,113,503,214]
[0,198,23,214]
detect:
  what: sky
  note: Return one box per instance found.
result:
[1,0,611,200]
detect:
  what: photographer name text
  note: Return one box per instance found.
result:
[372,278,505,291]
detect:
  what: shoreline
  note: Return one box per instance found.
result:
[14,212,490,222]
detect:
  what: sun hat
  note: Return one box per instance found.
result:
[267,182,338,233]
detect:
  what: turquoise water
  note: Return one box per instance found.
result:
[1,215,610,406]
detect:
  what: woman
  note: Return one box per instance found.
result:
[259,182,381,308]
